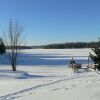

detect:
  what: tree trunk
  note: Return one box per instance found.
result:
[12,63,16,71]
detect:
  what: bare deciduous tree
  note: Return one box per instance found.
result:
[4,19,24,71]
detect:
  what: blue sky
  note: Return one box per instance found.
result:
[0,0,100,45]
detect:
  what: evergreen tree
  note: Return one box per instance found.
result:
[0,42,6,54]
[89,39,100,70]
[0,38,6,54]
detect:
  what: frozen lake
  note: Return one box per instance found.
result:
[0,49,93,66]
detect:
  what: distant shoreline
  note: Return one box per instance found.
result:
[5,41,97,49]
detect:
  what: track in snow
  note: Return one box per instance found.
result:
[0,72,98,100]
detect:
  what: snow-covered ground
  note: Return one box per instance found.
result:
[0,49,100,100]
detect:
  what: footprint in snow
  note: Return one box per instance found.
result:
[51,88,61,91]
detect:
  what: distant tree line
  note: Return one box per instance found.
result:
[0,41,98,50]
[43,42,97,49]
[6,46,32,49]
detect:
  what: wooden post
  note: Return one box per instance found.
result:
[88,57,89,68]
[72,57,74,68]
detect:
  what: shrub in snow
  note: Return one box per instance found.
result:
[69,58,82,73]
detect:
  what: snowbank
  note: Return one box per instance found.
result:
[0,49,99,100]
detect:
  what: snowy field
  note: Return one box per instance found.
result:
[0,49,100,100]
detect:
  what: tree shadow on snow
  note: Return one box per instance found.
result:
[0,69,59,79]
